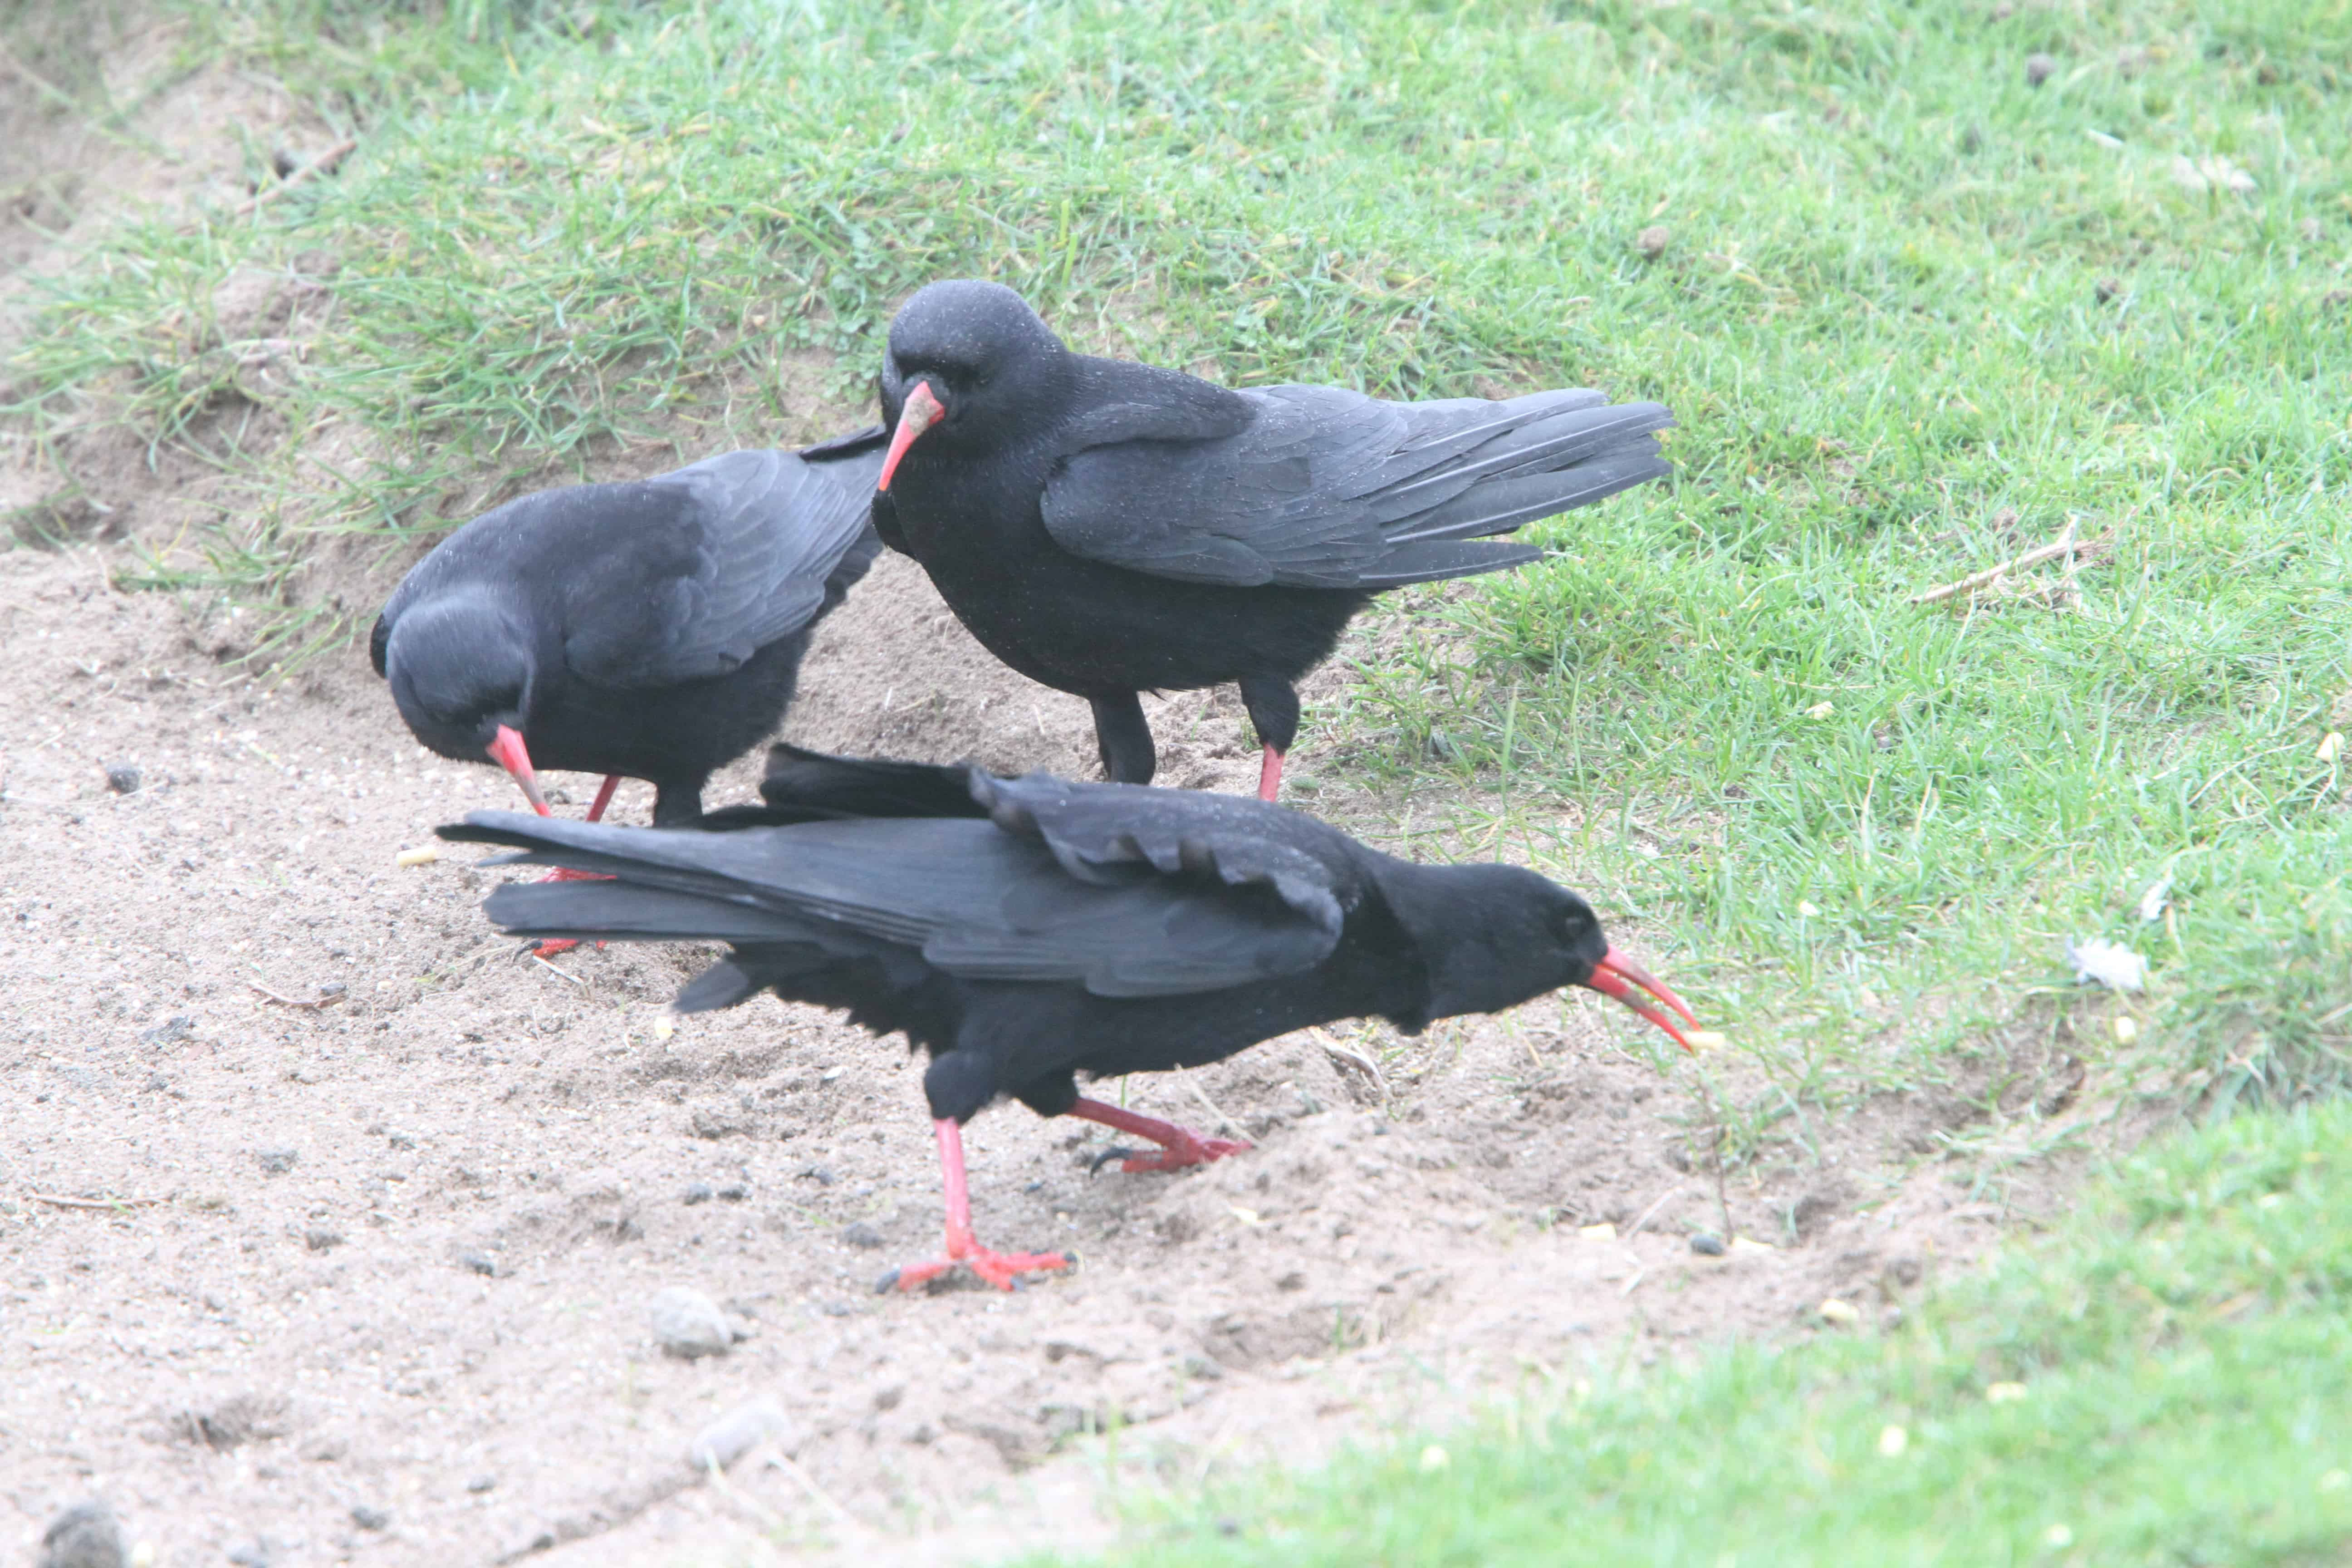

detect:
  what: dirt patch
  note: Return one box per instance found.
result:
[0,25,2141,1563]
[0,538,2146,1567]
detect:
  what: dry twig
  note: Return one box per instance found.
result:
[1312,1027,1390,1100]
[1172,1065,1248,1139]
[229,137,358,216]
[248,980,342,1009]
[29,1192,163,1210]
[1912,517,2113,607]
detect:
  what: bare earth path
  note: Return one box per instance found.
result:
[0,540,2070,1568]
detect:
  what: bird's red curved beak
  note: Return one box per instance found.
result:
[1582,944,1700,1052]
[485,724,551,817]
[877,379,945,493]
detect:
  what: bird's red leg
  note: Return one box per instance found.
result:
[1067,1096,1252,1174]
[879,1118,1070,1294]
[1257,746,1285,803]
[583,773,621,823]
[527,774,623,953]
[477,741,616,954]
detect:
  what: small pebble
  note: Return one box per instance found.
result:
[1635,224,1671,260]
[465,1475,497,1494]
[822,1299,857,1317]
[38,1500,125,1568]
[2024,52,2057,86]
[103,764,142,795]
[349,1506,390,1532]
[649,1285,733,1358]
[458,1252,497,1277]
[684,1397,794,1473]
[137,1015,194,1048]
[682,1181,715,1206]
[386,1131,416,1151]
[256,1148,298,1176]
[1689,1231,1726,1256]
[716,1183,749,1202]
[225,1544,273,1568]
[841,1220,885,1250]
[304,1228,344,1252]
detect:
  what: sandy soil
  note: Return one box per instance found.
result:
[0,17,2123,1566]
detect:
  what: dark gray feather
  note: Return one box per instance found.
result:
[1038,375,1673,591]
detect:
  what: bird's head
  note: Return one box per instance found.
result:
[1386,863,1698,1050]
[876,279,1070,491]
[379,593,549,811]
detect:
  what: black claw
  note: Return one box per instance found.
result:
[872,1268,902,1295]
[1088,1146,1142,1176]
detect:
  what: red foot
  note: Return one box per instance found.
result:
[492,768,622,960]
[528,865,612,956]
[1067,1096,1253,1173]
[882,1240,1070,1294]
[879,1118,1070,1295]
[1101,1134,1252,1175]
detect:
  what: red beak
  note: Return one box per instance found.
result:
[877,379,945,492]
[1582,944,1700,1052]
[485,724,552,817]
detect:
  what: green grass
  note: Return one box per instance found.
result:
[1042,1098,2352,1567]
[8,3,2352,1558]
[5,0,2351,1126]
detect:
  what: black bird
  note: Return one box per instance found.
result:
[865,280,1675,799]
[372,441,886,828]
[441,747,1698,1293]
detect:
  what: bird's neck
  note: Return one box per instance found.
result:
[1370,860,1566,1023]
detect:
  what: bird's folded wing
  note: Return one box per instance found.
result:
[968,771,1356,935]
[442,805,1341,999]
[565,449,877,687]
[1041,383,1673,589]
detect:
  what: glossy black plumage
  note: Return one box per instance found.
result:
[869,280,1676,790]
[442,746,1676,1125]
[372,441,886,823]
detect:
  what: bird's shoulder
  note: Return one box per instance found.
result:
[1051,357,1258,454]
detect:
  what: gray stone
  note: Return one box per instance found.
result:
[103,763,141,794]
[841,1221,884,1250]
[256,1147,298,1176]
[682,1181,715,1206]
[350,1505,391,1531]
[459,1252,498,1277]
[684,1398,794,1473]
[38,1501,125,1568]
[649,1286,732,1359]
[1689,1231,1726,1256]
